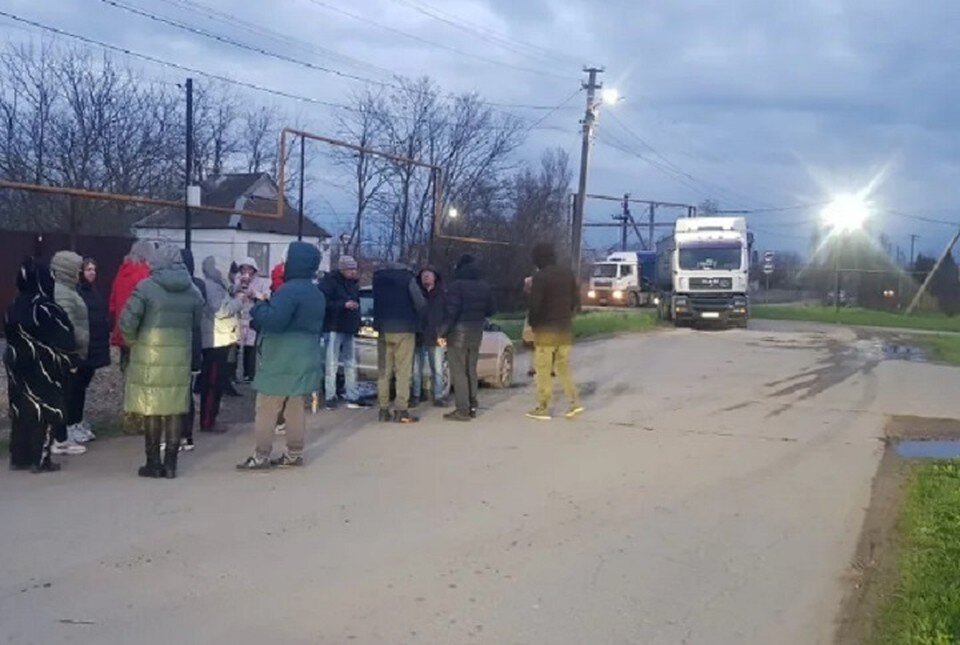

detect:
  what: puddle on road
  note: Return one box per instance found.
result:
[895,440,960,459]
[881,343,927,362]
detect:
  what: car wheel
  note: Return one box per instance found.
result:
[440,353,452,399]
[627,291,639,308]
[492,348,514,389]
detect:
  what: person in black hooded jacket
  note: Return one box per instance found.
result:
[4,258,79,472]
[180,249,206,450]
[440,255,494,421]
[68,257,112,443]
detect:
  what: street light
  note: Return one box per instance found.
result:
[601,87,621,105]
[821,193,872,311]
[448,207,459,219]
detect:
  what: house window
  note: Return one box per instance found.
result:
[247,242,269,274]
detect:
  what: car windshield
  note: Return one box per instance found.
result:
[359,294,374,319]
[593,264,618,278]
[678,243,742,270]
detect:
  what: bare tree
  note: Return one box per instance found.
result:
[241,105,279,174]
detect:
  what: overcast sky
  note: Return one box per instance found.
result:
[4,0,958,257]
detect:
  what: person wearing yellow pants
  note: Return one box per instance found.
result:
[525,243,583,421]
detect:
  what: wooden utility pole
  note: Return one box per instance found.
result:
[571,67,603,273]
[184,78,194,250]
[906,228,960,315]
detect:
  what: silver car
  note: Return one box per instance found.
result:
[354,287,515,394]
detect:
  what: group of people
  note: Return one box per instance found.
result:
[4,237,582,476]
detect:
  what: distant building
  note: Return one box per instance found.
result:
[134,172,331,274]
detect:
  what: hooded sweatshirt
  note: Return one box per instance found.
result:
[528,244,579,342]
[50,250,90,360]
[441,256,494,348]
[200,256,242,349]
[120,244,203,416]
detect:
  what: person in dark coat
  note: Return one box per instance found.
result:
[68,257,112,443]
[526,243,582,421]
[440,255,494,422]
[372,262,426,423]
[318,256,365,409]
[4,258,79,472]
[180,249,206,451]
[413,266,447,407]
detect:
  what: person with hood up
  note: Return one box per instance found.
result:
[120,243,203,478]
[234,257,271,383]
[318,255,366,409]
[236,241,326,470]
[525,243,583,421]
[50,250,90,455]
[199,256,242,432]
[68,257,111,444]
[440,255,494,422]
[109,240,154,371]
[4,258,79,472]
[180,249,206,451]
[372,261,426,424]
[413,266,447,407]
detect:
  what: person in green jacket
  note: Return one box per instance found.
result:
[237,241,325,471]
[50,250,91,456]
[120,243,203,479]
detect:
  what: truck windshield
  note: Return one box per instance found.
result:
[592,264,618,278]
[678,243,742,270]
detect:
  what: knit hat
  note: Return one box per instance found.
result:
[338,255,358,271]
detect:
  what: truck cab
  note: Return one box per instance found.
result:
[656,217,751,327]
[587,251,657,307]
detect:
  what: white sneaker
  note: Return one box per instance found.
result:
[179,438,195,452]
[67,425,89,444]
[79,420,96,441]
[51,439,87,455]
[274,423,286,436]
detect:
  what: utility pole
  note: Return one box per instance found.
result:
[184,78,193,250]
[571,66,604,274]
[297,135,305,240]
[617,193,630,251]
[909,233,919,268]
[906,228,960,315]
[648,203,655,250]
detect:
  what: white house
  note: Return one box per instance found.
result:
[134,172,331,276]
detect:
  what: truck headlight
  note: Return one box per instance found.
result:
[653,296,661,306]
[613,290,623,300]
[587,290,596,299]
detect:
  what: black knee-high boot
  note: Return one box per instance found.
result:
[163,416,182,479]
[138,417,164,478]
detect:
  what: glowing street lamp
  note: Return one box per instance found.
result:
[600,87,621,105]
[448,207,459,219]
[821,193,872,311]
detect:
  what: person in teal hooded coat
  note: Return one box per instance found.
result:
[237,241,325,470]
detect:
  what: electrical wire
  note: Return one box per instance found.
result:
[303,0,576,85]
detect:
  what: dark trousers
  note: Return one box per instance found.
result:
[227,344,239,382]
[448,344,480,415]
[182,374,198,441]
[66,366,96,426]
[242,345,257,381]
[8,395,55,469]
[200,347,230,430]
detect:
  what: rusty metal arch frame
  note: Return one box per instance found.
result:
[277,127,510,254]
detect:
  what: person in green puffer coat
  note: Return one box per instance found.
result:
[120,243,203,479]
[237,241,325,471]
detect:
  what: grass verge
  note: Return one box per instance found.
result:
[751,305,960,333]
[874,462,960,644]
[495,309,659,343]
[915,335,960,366]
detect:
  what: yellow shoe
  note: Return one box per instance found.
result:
[564,405,585,419]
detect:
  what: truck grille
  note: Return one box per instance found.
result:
[690,277,732,290]
[593,280,613,288]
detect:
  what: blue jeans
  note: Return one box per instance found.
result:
[413,345,445,401]
[325,332,358,402]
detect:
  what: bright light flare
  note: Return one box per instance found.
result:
[448,207,459,219]
[601,87,620,105]
[821,193,870,233]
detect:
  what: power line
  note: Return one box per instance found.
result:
[100,0,569,113]
[0,10,555,133]
[303,0,574,84]
[391,0,582,68]
[521,88,582,134]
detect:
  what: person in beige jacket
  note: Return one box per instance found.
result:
[50,250,90,454]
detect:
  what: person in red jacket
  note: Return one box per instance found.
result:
[109,240,155,371]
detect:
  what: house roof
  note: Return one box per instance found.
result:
[135,172,329,238]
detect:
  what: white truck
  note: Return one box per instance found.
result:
[587,251,658,307]
[655,217,752,327]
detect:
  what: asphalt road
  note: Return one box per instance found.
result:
[1,320,957,644]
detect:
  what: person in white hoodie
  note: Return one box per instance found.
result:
[234,257,271,383]
[199,256,241,432]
